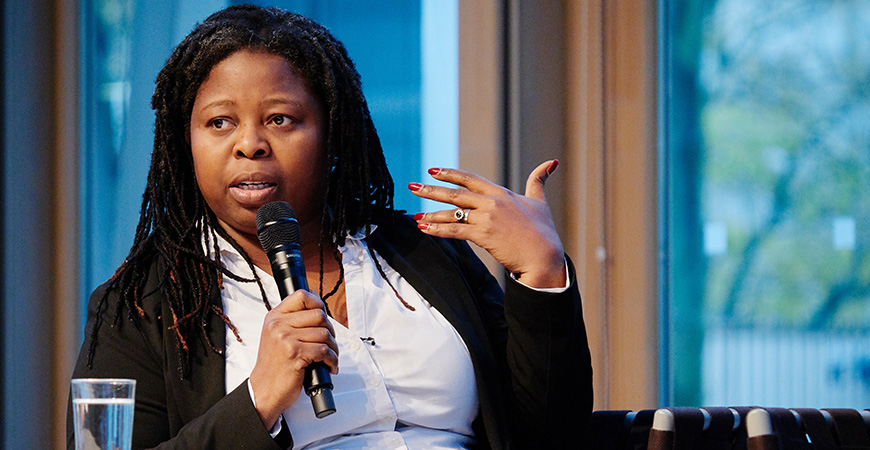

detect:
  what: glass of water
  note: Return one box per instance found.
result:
[71,378,136,450]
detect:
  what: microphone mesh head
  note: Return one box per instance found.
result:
[256,201,300,250]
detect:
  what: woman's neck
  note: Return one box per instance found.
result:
[223,216,348,324]
[215,213,330,276]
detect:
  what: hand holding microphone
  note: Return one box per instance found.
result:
[249,201,337,423]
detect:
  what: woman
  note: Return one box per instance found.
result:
[69,5,592,449]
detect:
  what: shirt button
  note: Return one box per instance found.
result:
[368,376,382,388]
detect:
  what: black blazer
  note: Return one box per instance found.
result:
[68,216,592,449]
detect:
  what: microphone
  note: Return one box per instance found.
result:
[256,201,336,419]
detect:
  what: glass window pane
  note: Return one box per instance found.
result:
[662,0,870,407]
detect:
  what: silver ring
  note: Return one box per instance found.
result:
[453,208,469,223]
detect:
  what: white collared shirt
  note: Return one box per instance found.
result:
[214,227,479,449]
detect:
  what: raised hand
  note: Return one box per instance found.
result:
[409,160,566,289]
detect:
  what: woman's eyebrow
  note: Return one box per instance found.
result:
[198,99,236,111]
[197,98,306,112]
[262,98,305,108]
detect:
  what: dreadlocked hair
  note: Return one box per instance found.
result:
[87,4,401,378]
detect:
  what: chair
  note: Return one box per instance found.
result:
[590,410,632,450]
[647,409,677,450]
[589,409,656,450]
[792,408,837,450]
[647,407,739,450]
[747,409,779,450]
[769,408,812,450]
[590,407,870,449]
[729,406,763,450]
[626,409,657,450]
[746,407,817,450]
[648,408,705,450]
[823,409,870,449]
[705,407,745,450]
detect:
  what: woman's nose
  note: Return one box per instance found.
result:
[234,124,271,159]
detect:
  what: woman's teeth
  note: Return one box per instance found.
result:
[237,182,271,190]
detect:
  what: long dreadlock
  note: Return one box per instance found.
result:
[87,5,401,378]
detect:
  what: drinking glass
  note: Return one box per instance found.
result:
[71,378,136,450]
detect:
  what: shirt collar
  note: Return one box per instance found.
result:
[346,225,378,242]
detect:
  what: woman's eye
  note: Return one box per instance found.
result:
[271,115,291,126]
[210,118,227,129]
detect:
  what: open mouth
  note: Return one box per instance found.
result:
[233,181,276,190]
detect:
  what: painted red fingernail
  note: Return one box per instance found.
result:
[413,213,424,220]
[546,159,559,175]
[408,182,423,191]
[417,223,430,230]
[428,168,442,176]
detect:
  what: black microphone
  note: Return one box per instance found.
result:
[256,201,336,419]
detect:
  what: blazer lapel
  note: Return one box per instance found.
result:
[368,218,511,449]
[368,219,495,363]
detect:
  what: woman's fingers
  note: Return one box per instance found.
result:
[408,182,483,209]
[524,159,558,202]
[273,288,327,313]
[272,290,336,337]
[407,166,508,206]
[427,167,503,196]
[262,310,339,357]
[285,339,339,374]
[410,161,557,210]
[413,208,477,225]
[270,290,338,365]
[408,160,567,288]
[262,327,338,371]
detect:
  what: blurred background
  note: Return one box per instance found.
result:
[3,0,869,448]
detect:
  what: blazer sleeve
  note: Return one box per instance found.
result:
[449,239,593,448]
[67,281,286,450]
[502,258,593,446]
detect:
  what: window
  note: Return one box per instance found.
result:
[661,0,870,407]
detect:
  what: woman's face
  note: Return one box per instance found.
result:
[189,49,327,242]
